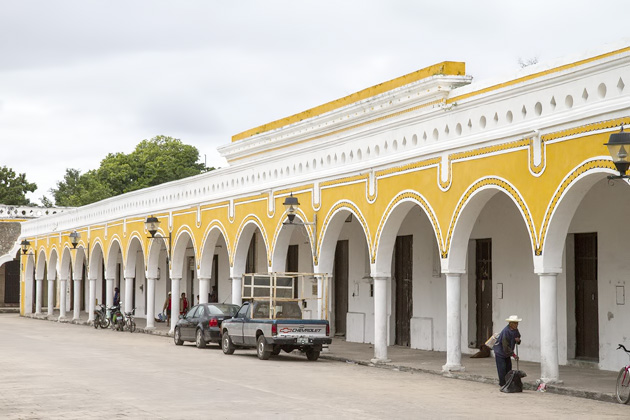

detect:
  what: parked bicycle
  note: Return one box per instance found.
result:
[122,308,137,333]
[616,344,630,404]
[93,304,110,329]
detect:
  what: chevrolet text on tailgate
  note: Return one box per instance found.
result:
[221,272,332,361]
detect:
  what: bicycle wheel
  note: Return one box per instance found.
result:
[616,367,630,404]
[128,320,136,333]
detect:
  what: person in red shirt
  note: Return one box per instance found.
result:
[180,292,189,316]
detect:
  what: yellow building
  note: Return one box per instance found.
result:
[19,43,630,382]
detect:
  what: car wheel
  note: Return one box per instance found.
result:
[257,335,271,360]
[196,329,206,349]
[222,332,235,355]
[306,348,320,361]
[174,327,184,345]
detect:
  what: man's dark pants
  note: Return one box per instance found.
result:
[496,356,513,386]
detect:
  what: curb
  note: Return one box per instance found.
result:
[318,354,618,404]
[19,314,618,404]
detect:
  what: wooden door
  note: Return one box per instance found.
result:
[475,239,493,347]
[246,233,257,274]
[334,240,349,336]
[395,235,413,347]
[575,232,599,360]
[212,254,219,300]
[287,245,299,297]
[4,260,20,303]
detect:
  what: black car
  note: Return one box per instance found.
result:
[174,303,240,348]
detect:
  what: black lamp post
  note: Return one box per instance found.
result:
[20,239,31,255]
[145,216,172,264]
[283,193,300,224]
[282,193,317,257]
[605,126,630,179]
[69,231,80,249]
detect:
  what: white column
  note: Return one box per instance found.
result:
[170,277,181,334]
[443,272,464,372]
[199,277,210,304]
[73,278,81,320]
[539,273,561,383]
[146,277,157,330]
[316,274,324,320]
[124,276,134,313]
[105,277,114,307]
[59,278,68,320]
[35,278,43,315]
[371,276,390,363]
[47,278,55,317]
[88,278,96,322]
[231,276,242,306]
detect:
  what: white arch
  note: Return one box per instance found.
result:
[317,201,370,274]
[536,162,616,272]
[199,223,229,278]
[372,192,441,276]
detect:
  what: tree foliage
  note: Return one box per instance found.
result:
[52,136,210,207]
[0,166,37,206]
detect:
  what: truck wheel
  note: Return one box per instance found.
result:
[222,332,235,355]
[271,345,281,356]
[306,348,320,361]
[257,335,271,360]
[174,327,184,345]
[196,329,206,349]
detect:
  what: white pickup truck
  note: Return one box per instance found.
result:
[220,273,332,361]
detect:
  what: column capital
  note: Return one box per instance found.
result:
[198,276,211,281]
[442,270,465,276]
[87,277,97,282]
[535,271,561,277]
[171,277,182,282]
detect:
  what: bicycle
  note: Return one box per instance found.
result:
[123,308,137,333]
[616,344,630,404]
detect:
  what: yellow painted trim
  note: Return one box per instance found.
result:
[232,61,465,142]
[372,191,444,263]
[448,46,630,104]
[537,159,613,255]
[444,178,536,258]
[230,99,444,163]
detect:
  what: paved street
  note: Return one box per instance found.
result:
[1,314,628,419]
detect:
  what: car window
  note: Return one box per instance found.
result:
[236,303,249,318]
[192,306,204,318]
[253,302,270,318]
[207,304,239,316]
[185,306,198,318]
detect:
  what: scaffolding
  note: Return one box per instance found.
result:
[241,272,330,320]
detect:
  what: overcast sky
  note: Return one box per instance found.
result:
[1,0,629,204]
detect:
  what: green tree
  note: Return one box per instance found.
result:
[0,166,37,205]
[51,136,210,207]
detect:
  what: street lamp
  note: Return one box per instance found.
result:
[282,193,317,256]
[283,193,300,224]
[605,126,630,179]
[145,216,172,264]
[20,239,31,255]
[69,231,81,249]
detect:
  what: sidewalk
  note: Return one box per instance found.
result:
[24,311,620,404]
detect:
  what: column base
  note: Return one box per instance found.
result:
[144,326,156,331]
[58,316,69,322]
[370,357,391,364]
[442,363,465,372]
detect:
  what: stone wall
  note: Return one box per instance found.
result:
[0,222,20,256]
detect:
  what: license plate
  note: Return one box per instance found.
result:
[298,337,309,345]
